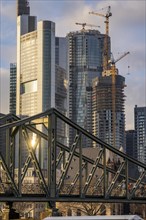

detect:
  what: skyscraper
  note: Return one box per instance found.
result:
[134,105,146,164]
[55,37,67,70]
[126,130,138,177]
[16,0,68,167]
[16,10,55,116]
[92,74,125,151]
[126,130,136,159]
[10,63,17,115]
[67,29,108,146]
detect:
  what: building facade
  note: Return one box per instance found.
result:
[134,105,146,164]
[125,130,138,178]
[9,63,17,115]
[55,37,67,70]
[16,0,68,167]
[126,130,136,159]
[92,74,125,151]
[17,17,55,116]
[67,29,109,146]
[55,65,67,145]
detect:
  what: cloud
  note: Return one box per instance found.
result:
[1,44,16,68]
[0,0,16,20]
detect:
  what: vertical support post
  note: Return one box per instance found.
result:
[18,126,22,195]
[125,159,129,199]
[63,150,66,169]
[85,162,88,184]
[6,127,10,168]
[104,146,106,197]
[12,136,15,179]
[38,136,41,168]
[48,113,57,198]
[79,132,82,197]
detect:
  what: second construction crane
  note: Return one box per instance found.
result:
[75,22,100,31]
[89,6,112,72]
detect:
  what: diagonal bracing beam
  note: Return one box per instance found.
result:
[0,153,19,196]
[56,150,64,167]
[21,137,39,183]
[92,173,104,195]
[128,170,146,200]
[105,161,125,198]
[82,148,104,195]
[57,132,81,192]
[23,128,50,197]
[68,162,86,194]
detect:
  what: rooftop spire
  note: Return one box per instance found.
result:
[17,0,30,16]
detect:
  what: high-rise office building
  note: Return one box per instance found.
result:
[10,63,17,115]
[92,74,125,151]
[134,105,146,164]
[67,29,109,146]
[16,0,68,167]
[55,37,67,70]
[55,65,67,145]
[126,130,138,177]
[126,130,136,159]
[17,12,55,116]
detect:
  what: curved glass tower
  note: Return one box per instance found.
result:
[67,29,110,146]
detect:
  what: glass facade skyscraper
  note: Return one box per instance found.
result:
[17,18,55,116]
[134,105,146,164]
[55,37,67,70]
[10,63,17,115]
[16,0,68,167]
[67,29,108,146]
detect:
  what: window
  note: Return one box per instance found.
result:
[21,80,37,94]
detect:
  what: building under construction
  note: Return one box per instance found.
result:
[92,74,126,151]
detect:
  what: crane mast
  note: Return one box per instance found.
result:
[89,6,112,71]
[110,51,130,148]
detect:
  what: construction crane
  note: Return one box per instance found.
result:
[75,22,100,31]
[110,51,130,149]
[110,52,130,67]
[89,6,112,71]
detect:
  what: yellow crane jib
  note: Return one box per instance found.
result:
[75,22,100,31]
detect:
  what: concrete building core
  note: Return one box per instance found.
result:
[92,74,126,153]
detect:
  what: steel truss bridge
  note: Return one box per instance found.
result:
[0,108,146,206]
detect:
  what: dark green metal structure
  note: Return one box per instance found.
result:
[0,108,145,204]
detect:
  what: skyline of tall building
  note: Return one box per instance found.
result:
[7,0,143,155]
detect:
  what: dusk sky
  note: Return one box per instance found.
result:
[0,0,145,130]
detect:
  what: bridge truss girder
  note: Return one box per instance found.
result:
[0,108,146,203]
